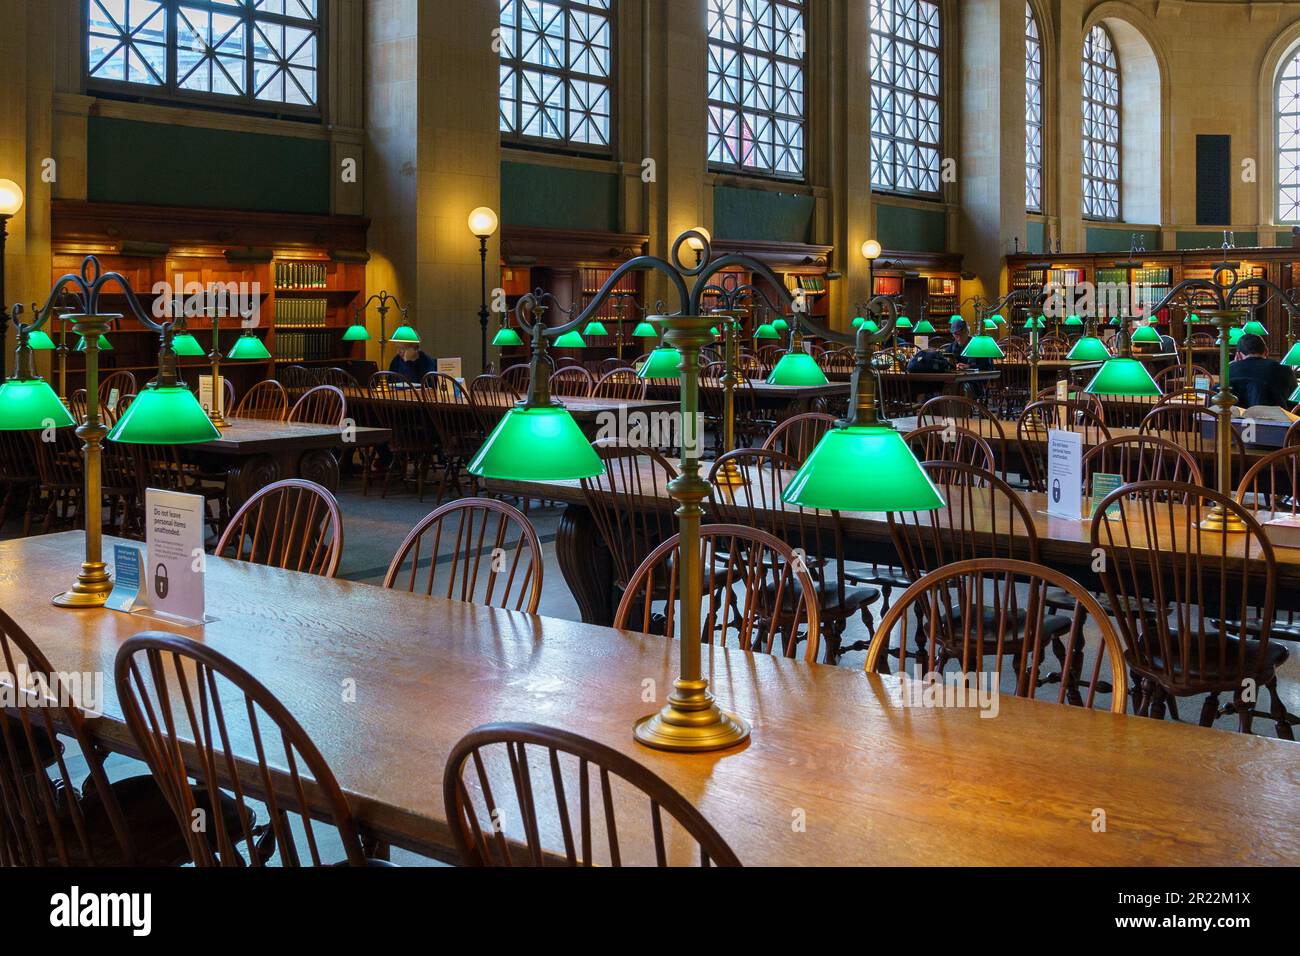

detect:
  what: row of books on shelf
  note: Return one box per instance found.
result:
[274,261,329,289]
[785,274,827,293]
[274,329,338,363]
[276,297,330,327]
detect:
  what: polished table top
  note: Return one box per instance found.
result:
[192,417,391,454]
[2,531,1296,865]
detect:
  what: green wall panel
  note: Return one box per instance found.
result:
[1084,227,1160,254]
[1175,230,1257,250]
[88,117,330,214]
[712,185,814,243]
[875,202,947,253]
[500,161,619,231]
[1026,220,1046,254]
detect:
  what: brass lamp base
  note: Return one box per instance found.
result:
[634,679,751,753]
[711,459,748,487]
[52,562,113,608]
[1200,506,1247,535]
[208,410,228,428]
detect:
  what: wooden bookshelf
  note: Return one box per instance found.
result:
[1007,245,1300,355]
[870,250,965,329]
[47,201,370,397]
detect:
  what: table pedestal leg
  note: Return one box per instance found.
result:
[555,503,615,625]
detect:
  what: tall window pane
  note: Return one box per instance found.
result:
[869,0,942,196]
[499,0,613,150]
[85,0,321,112]
[1082,24,1120,220]
[1278,49,1300,222]
[1025,4,1043,213]
[707,0,807,180]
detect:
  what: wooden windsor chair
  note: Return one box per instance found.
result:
[288,384,348,427]
[365,371,437,500]
[591,368,647,401]
[761,411,836,464]
[231,379,288,420]
[550,365,594,397]
[1017,399,1112,492]
[214,479,343,577]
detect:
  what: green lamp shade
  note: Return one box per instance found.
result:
[772,318,790,333]
[895,316,913,330]
[782,426,946,512]
[343,324,371,342]
[1226,327,1245,346]
[982,318,999,330]
[106,383,221,444]
[1064,315,1084,327]
[0,378,75,430]
[913,319,936,334]
[492,326,523,347]
[26,330,55,350]
[227,333,272,360]
[1291,382,1300,403]
[75,334,113,352]
[632,322,658,338]
[172,332,206,356]
[851,316,866,329]
[1131,325,1161,344]
[638,346,683,379]
[554,330,586,349]
[1187,313,1200,324]
[390,325,420,344]
[583,321,609,337]
[862,319,879,333]
[467,406,604,481]
[1108,316,1123,326]
[1242,320,1268,337]
[1085,358,1162,397]
[988,314,1006,326]
[1066,336,1112,362]
[710,327,720,337]
[1024,316,1047,330]
[1282,341,1300,367]
[754,323,780,340]
[767,352,829,387]
[962,334,1005,359]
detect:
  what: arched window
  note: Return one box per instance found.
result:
[1278,47,1300,222]
[499,0,613,151]
[1082,24,1121,220]
[868,0,943,197]
[707,0,807,179]
[1025,3,1044,213]
[85,0,322,114]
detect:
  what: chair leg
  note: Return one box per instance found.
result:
[1198,692,1220,727]
[1267,678,1296,740]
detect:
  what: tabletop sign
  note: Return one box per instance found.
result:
[1046,429,1083,520]
[198,374,223,418]
[1090,472,1124,520]
[105,388,120,414]
[104,544,145,612]
[1055,378,1069,403]
[1194,375,1211,392]
[145,488,206,625]
[437,357,462,380]
[914,335,929,350]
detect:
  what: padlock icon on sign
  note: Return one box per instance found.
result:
[154,563,170,600]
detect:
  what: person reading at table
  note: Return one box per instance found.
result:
[940,318,993,372]
[389,342,437,383]
[1229,333,1296,408]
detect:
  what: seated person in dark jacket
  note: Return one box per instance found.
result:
[1228,333,1296,407]
[940,318,994,371]
[389,342,437,383]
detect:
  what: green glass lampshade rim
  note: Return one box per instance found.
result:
[75,334,113,352]
[1064,316,1084,327]
[771,318,790,332]
[491,327,524,346]
[583,321,610,336]
[1085,357,1162,397]
[26,331,56,350]
[895,317,913,329]
[1282,341,1300,367]
[390,325,421,344]
[0,377,76,430]
[1241,321,1268,336]
[767,352,829,386]
[1024,317,1047,329]
[554,331,586,348]
[988,314,1005,325]
[227,333,273,360]
[781,426,946,512]
[466,405,605,480]
[171,333,206,356]
[962,335,1005,359]
[754,324,780,340]
[1291,382,1300,403]
[637,346,683,379]
[632,322,658,337]
[343,324,372,342]
[105,383,222,444]
[1131,326,1161,343]
[913,320,936,334]
[1066,337,1112,362]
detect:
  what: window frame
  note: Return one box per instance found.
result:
[1025,3,1044,214]
[1082,23,1122,222]
[1276,46,1300,224]
[706,0,809,183]
[868,0,945,200]
[82,0,327,120]
[498,0,617,158]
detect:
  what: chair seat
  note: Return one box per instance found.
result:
[811,575,880,615]
[4,714,63,770]
[1044,586,1164,616]
[77,774,259,866]
[1135,624,1290,686]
